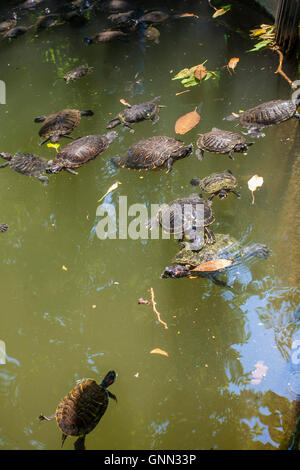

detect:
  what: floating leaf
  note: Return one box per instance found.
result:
[248,175,264,204]
[212,5,231,18]
[248,39,273,52]
[194,64,207,81]
[62,265,68,271]
[120,98,131,107]
[172,67,193,80]
[227,57,239,73]
[191,259,233,272]
[179,13,199,18]
[98,181,121,202]
[150,348,168,357]
[175,107,200,134]
[47,142,60,152]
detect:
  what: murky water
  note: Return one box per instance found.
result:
[0,0,299,450]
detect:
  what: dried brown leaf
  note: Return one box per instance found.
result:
[194,64,207,81]
[150,348,169,357]
[175,107,200,134]
[120,98,131,107]
[191,259,233,272]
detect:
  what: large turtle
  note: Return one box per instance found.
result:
[147,193,216,249]
[225,98,300,137]
[34,108,94,145]
[161,233,270,286]
[0,152,50,184]
[39,370,117,450]
[111,136,193,173]
[64,65,93,84]
[107,97,162,131]
[190,169,240,200]
[47,131,118,174]
[196,128,254,160]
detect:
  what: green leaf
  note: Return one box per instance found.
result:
[172,68,192,80]
[181,76,199,87]
[248,39,272,52]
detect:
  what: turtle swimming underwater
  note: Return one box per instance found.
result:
[225,98,300,137]
[107,97,162,131]
[84,29,128,44]
[190,169,240,200]
[195,128,254,160]
[0,152,50,184]
[64,65,93,84]
[34,108,94,145]
[161,233,270,286]
[147,193,216,249]
[111,136,193,172]
[47,132,118,174]
[39,370,117,450]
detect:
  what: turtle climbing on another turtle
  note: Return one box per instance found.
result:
[111,136,193,173]
[225,98,300,138]
[147,193,216,250]
[190,169,240,200]
[64,65,93,84]
[161,233,270,286]
[0,152,50,184]
[107,97,162,131]
[39,370,117,450]
[47,132,118,174]
[195,128,254,160]
[34,108,94,145]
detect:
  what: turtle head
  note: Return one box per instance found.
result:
[105,131,118,144]
[161,265,190,279]
[0,152,12,161]
[101,370,116,388]
[46,163,62,174]
[234,142,254,152]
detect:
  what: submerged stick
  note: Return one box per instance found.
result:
[271,46,294,87]
[150,287,168,330]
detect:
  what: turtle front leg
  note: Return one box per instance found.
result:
[38,413,56,421]
[65,168,78,175]
[166,158,174,173]
[34,116,47,123]
[228,150,235,160]
[204,227,216,245]
[37,175,49,185]
[0,162,9,169]
[231,189,241,198]
[74,436,86,450]
[151,113,160,124]
[195,148,204,161]
[294,113,300,120]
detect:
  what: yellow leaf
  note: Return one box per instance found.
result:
[62,265,68,271]
[47,142,60,152]
[248,175,264,204]
[98,181,122,202]
[150,348,168,357]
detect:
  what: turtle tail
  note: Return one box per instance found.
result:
[101,370,116,388]
[107,118,121,129]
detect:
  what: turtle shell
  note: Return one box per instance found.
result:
[173,233,241,266]
[38,109,82,139]
[51,134,112,169]
[159,194,215,236]
[113,136,190,170]
[118,97,160,124]
[56,379,109,437]
[239,100,297,129]
[9,153,49,176]
[198,170,238,194]
[197,129,246,154]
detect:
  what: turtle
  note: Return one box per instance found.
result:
[34,14,64,30]
[107,97,162,131]
[111,136,193,173]
[147,193,216,249]
[47,131,118,174]
[64,65,94,84]
[2,25,30,39]
[38,370,117,450]
[138,10,170,24]
[195,128,254,160]
[161,233,270,286]
[0,152,50,184]
[0,224,8,232]
[190,169,240,200]
[225,98,300,137]
[108,10,138,31]
[0,18,17,33]
[34,108,94,145]
[84,30,128,44]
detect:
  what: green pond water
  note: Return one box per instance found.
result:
[0,0,299,450]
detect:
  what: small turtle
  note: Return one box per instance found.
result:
[84,30,128,44]
[0,152,50,184]
[39,370,117,450]
[34,108,94,145]
[107,97,162,131]
[138,10,170,23]
[47,131,118,174]
[64,65,94,84]
[0,224,8,232]
[161,233,270,286]
[0,18,17,33]
[196,128,254,160]
[34,14,64,30]
[111,136,193,173]
[225,98,300,138]
[108,10,138,30]
[147,193,216,249]
[190,169,240,200]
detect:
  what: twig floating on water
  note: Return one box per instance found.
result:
[150,287,168,330]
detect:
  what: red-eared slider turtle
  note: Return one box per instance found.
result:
[0,224,8,232]
[147,193,216,249]
[84,30,128,44]
[64,65,93,84]
[34,108,94,145]
[47,131,118,174]
[0,152,50,184]
[111,136,193,173]
[107,97,162,131]
[39,370,117,450]
[196,128,254,160]
[161,233,270,286]
[190,169,240,200]
[225,98,300,137]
